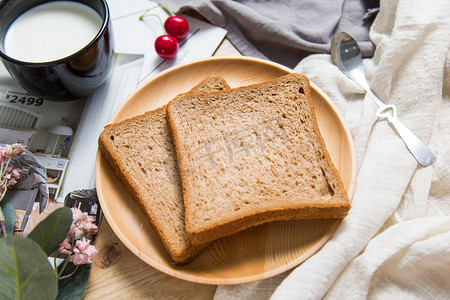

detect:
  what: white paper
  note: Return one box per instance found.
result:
[60,54,144,197]
[109,0,227,83]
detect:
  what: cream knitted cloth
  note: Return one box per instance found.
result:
[215,0,450,299]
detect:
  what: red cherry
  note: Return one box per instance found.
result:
[164,16,189,40]
[154,35,179,59]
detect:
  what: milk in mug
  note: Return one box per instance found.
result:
[4,1,103,63]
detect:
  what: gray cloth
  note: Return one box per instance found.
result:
[159,0,379,68]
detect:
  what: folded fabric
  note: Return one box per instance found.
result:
[214,0,450,299]
[160,0,379,68]
[326,216,450,299]
[8,150,49,214]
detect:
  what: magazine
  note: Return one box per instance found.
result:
[0,0,227,233]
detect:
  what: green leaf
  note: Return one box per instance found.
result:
[0,201,16,236]
[0,235,58,300]
[57,263,91,300]
[28,207,72,256]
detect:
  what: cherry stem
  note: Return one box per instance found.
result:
[139,4,175,21]
[140,13,166,34]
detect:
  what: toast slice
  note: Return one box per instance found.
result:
[166,73,351,245]
[98,76,230,265]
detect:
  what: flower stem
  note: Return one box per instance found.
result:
[57,257,71,278]
[59,265,79,280]
[53,255,58,270]
[0,223,6,238]
[0,206,6,237]
[1,156,13,203]
[0,205,4,221]
[0,187,7,203]
[57,237,75,278]
[0,156,12,180]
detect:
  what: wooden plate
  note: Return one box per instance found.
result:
[95,56,356,285]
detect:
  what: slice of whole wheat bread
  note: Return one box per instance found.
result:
[98,76,230,265]
[166,73,351,245]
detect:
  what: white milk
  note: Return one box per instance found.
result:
[4,1,103,63]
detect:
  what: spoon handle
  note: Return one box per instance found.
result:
[376,105,437,167]
[331,31,437,166]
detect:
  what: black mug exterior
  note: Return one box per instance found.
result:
[0,0,114,101]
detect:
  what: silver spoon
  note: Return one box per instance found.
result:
[330,32,437,167]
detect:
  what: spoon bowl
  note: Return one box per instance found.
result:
[331,32,384,108]
[331,33,365,78]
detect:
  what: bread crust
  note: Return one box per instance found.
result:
[188,204,350,245]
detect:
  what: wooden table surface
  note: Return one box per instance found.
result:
[83,38,241,300]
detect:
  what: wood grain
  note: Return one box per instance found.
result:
[93,56,356,286]
[84,219,217,300]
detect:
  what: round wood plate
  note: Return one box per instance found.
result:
[95,57,356,285]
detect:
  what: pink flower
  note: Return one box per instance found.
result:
[15,144,25,153]
[3,145,12,159]
[71,207,86,222]
[58,238,72,255]
[70,253,91,265]
[70,207,98,236]
[11,144,24,157]
[75,237,91,251]
[12,168,21,179]
[0,144,24,161]
[56,208,99,269]
[84,222,98,234]
[70,237,97,265]
[0,144,23,200]
[7,179,17,186]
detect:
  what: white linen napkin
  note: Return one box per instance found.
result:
[214,0,450,299]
